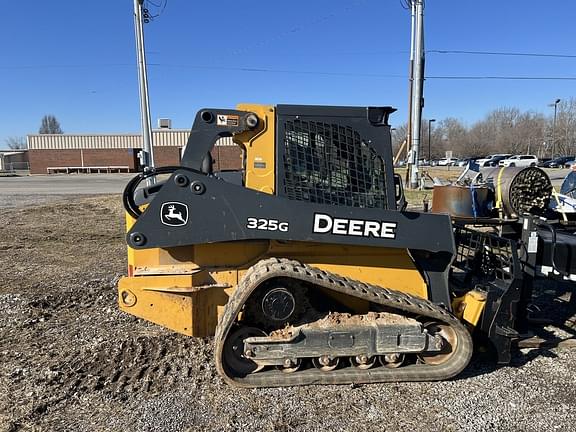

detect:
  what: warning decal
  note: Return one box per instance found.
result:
[216,114,239,127]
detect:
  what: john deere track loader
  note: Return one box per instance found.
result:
[119,104,525,387]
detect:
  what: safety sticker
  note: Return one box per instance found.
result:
[216,114,239,127]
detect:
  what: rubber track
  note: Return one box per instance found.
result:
[214,258,473,388]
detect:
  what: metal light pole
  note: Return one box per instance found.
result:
[134,0,155,178]
[408,0,425,189]
[428,118,435,162]
[404,0,416,187]
[551,98,561,159]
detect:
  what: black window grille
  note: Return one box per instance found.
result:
[282,120,387,208]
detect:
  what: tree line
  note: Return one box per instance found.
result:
[392,97,576,160]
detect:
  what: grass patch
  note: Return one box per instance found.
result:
[403,189,431,209]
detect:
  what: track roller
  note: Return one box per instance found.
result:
[312,356,340,371]
[379,353,406,369]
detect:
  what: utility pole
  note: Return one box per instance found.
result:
[551,98,561,159]
[408,0,425,189]
[428,118,435,162]
[134,0,155,178]
[404,0,416,187]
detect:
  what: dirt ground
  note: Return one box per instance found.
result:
[1,194,575,432]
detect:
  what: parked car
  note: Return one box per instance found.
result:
[563,159,576,168]
[537,157,552,167]
[540,156,576,168]
[437,157,458,166]
[499,155,538,168]
[457,158,476,167]
[476,154,512,167]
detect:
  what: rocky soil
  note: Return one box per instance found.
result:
[0,195,575,431]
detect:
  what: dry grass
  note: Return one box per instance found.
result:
[395,166,465,183]
[396,166,462,209]
[403,189,431,209]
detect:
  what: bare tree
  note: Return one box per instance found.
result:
[39,115,63,134]
[391,123,408,155]
[391,103,575,161]
[435,118,468,157]
[554,98,576,156]
[514,111,546,155]
[5,136,27,149]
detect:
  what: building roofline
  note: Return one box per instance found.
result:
[0,150,28,155]
[27,129,190,138]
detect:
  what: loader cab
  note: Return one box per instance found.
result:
[176,104,403,210]
[136,104,404,211]
[274,105,398,211]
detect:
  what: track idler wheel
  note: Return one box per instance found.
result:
[418,321,458,365]
[222,326,266,377]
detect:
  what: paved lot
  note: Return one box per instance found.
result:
[0,173,133,195]
[0,168,571,195]
[0,168,570,210]
[0,174,134,208]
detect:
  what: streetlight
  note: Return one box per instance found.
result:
[428,119,436,162]
[550,98,561,158]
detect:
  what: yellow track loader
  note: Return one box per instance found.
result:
[118,104,526,387]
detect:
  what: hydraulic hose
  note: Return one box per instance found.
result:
[122,166,199,219]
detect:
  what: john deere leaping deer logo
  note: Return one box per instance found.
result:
[160,202,188,226]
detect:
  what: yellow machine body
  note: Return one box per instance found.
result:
[119,238,429,337]
[118,104,487,338]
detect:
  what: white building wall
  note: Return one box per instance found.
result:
[27,132,236,150]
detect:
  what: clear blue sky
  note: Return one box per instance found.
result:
[0,0,574,148]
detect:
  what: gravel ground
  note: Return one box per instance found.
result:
[0,194,575,432]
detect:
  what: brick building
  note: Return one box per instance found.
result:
[26,130,242,174]
[0,150,29,172]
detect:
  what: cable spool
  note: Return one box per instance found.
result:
[479,166,552,218]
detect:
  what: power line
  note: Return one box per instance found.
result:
[1,63,575,81]
[427,75,576,80]
[3,47,576,71]
[400,0,412,10]
[149,64,407,78]
[143,0,168,21]
[428,49,576,59]
[0,64,134,70]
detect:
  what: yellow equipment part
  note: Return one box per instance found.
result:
[118,103,485,340]
[452,289,487,328]
[234,103,276,195]
[119,240,428,337]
